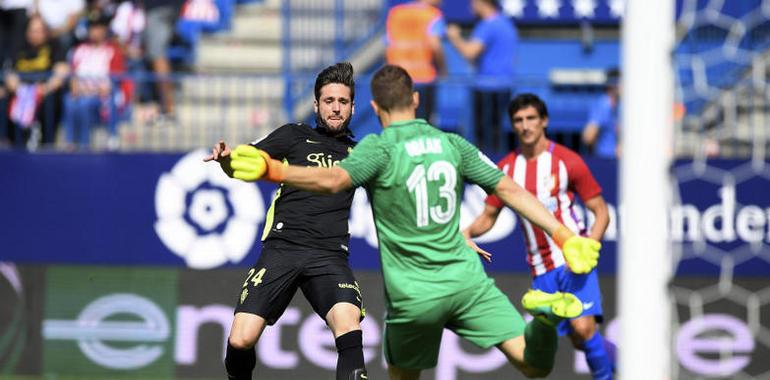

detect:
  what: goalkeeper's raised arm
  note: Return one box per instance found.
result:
[232,138,600,275]
[490,175,600,274]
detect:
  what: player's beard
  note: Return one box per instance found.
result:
[316,114,353,137]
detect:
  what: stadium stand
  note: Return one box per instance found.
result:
[2,0,625,154]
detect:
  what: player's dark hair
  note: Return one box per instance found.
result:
[314,62,355,101]
[508,93,549,120]
[370,64,414,112]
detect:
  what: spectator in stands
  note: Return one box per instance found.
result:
[446,0,517,153]
[385,0,447,123]
[4,15,70,148]
[36,0,85,52]
[111,0,146,105]
[582,68,620,158]
[112,1,145,61]
[143,0,184,121]
[74,0,119,44]
[0,0,33,69]
[64,10,127,150]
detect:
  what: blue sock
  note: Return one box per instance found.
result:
[603,338,617,369]
[582,332,614,380]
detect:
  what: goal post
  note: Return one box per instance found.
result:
[619,0,675,378]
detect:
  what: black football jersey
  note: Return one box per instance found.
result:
[252,123,356,253]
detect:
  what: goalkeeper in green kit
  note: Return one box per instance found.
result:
[225,65,601,379]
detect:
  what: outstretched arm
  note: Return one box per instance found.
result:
[205,123,293,178]
[493,176,601,273]
[462,205,501,263]
[584,195,609,241]
[463,205,500,263]
[462,178,556,264]
[281,165,353,194]
[493,176,561,236]
[446,24,484,61]
[220,144,354,194]
[463,204,501,239]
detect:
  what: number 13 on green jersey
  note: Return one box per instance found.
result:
[339,119,504,305]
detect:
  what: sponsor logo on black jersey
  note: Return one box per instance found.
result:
[307,153,341,168]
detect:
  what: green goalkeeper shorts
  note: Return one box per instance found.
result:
[383,278,525,370]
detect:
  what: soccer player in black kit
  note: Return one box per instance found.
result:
[204,62,366,380]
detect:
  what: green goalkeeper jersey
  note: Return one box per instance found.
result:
[339,119,504,308]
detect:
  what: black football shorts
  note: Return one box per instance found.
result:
[234,246,364,325]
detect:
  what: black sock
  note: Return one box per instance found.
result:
[335,330,365,380]
[225,342,256,380]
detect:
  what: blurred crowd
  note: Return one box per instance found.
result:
[386,0,620,158]
[0,0,621,157]
[0,0,184,151]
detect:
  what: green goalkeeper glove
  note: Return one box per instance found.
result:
[551,225,601,274]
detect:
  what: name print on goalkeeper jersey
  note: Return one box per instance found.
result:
[252,122,356,253]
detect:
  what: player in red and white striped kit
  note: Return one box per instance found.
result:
[464,93,614,380]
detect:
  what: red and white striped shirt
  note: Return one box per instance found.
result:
[485,141,602,276]
[70,41,132,106]
[71,42,123,79]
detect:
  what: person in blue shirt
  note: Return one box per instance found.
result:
[447,0,517,153]
[583,68,621,158]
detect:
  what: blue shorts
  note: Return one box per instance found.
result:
[531,266,604,336]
